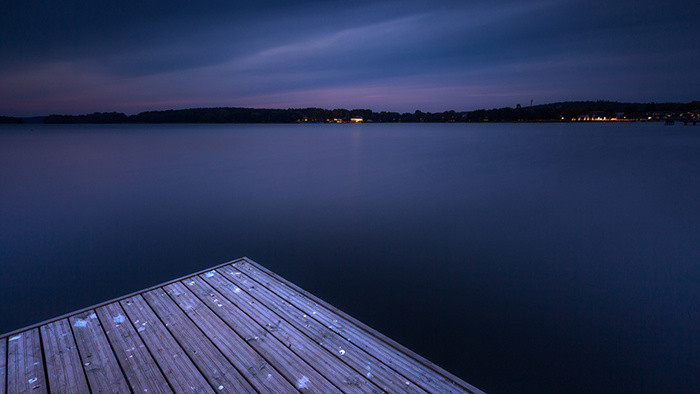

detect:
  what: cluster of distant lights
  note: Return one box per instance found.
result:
[572,116,627,121]
[296,114,696,123]
[300,117,364,123]
[572,115,697,122]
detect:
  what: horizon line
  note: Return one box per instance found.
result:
[3,99,700,119]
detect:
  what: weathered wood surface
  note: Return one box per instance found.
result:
[120,295,214,393]
[163,282,297,393]
[96,302,172,393]
[1,257,483,393]
[69,310,130,393]
[213,266,426,393]
[143,288,256,392]
[191,274,382,393]
[7,328,47,393]
[40,319,89,393]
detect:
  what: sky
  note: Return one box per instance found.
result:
[1,0,698,116]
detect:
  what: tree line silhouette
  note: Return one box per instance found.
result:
[0,116,23,124]
[3,101,697,124]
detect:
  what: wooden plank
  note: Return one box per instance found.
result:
[233,258,481,393]
[120,295,214,393]
[96,302,172,393]
[212,266,425,393]
[170,279,356,393]
[40,319,89,392]
[161,282,296,393]
[69,310,130,393]
[0,337,6,394]
[6,329,48,393]
[142,288,255,393]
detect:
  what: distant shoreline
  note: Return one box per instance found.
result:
[2,100,698,124]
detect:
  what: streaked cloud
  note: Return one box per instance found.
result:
[0,0,697,115]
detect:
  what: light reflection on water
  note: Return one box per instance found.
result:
[0,122,698,393]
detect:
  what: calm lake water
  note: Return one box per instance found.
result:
[1,123,698,393]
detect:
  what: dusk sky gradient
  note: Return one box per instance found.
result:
[1,0,698,116]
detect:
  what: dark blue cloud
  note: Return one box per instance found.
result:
[1,0,697,115]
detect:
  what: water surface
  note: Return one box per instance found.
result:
[1,123,697,393]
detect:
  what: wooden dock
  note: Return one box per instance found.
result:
[0,257,483,393]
